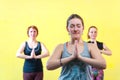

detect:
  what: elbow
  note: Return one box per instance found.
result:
[46,61,57,70]
[16,53,20,58]
[46,65,51,70]
[108,51,112,56]
[109,51,112,56]
[16,54,19,58]
[46,53,50,57]
[102,63,106,69]
[46,63,53,70]
[99,61,107,69]
[108,53,112,56]
[45,52,50,57]
[107,51,112,56]
[98,64,106,70]
[46,61,51,70]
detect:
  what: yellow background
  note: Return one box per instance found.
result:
[0,0,119,80]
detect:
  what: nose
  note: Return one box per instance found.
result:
[74,26,78,31]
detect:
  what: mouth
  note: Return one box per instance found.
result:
[72,32,80,34]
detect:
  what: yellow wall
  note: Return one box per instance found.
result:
[0,0,119,80]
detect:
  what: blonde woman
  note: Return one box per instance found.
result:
[87,26,112,80]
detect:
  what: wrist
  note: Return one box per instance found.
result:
[26,55,32,59]
[100,50,103,53]
[60,59,63,66]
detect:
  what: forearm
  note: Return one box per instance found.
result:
[60,55,74,66]
[46,59,61,70]
[35,53,49,59]
[47,56,74,70]
[100,50,112,56]
[78,56,106,69]
[16,53,32,59]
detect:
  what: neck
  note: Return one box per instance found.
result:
[90,39,96,42]
[28,38,37,43]
[70,39,83,44]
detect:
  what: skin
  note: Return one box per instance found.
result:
[88,27,112,55]
[46,18,106,70]
[16,27,49,59]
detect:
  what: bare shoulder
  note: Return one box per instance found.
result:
[17,41,26,53]
[102,43,107,48]
[50,43,64,58]
[55,43,64,50]
[40,42,45,46]
[19,41,26,48]
[53,43,64,54]
[39,42,47,47]
[39,41,44,44]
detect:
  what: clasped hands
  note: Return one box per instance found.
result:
[71,40,82,60]
[29,48,37,59]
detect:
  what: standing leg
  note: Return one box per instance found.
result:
[23,72,34,80]
[96,70,104,80]
[35,72,43,80]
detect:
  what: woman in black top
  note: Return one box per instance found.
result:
[87,26,112,80]
[16,25,49,80]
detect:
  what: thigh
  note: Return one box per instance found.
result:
[23,72,34,80]
[35,72,43,80]
[96,70,104,80]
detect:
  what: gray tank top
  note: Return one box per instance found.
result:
[59,42,92,80]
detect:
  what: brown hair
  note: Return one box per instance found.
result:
[87,26,98,39]
[66,14,84,29]
[27,25,39,37]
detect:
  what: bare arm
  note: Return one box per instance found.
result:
[46,44,75,70]
[100,43,112,56]
[16,42,33,59]
[34,43,49,59]
[77,43,106,69]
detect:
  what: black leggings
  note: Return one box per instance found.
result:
[23,72,43,80]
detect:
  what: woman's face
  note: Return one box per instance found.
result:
[28,28,38,39]
[88,27,97,40]
[67,18,84,40]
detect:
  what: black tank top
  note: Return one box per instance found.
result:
[23,41,43,73]
[88,41,103,50]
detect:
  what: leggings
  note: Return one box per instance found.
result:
[92,68,104,80]
[23,72,43,80]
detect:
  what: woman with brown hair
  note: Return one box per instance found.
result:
[47,14,106,80]
[16,25,49,80]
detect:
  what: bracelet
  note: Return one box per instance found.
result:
[60,59,63,66]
